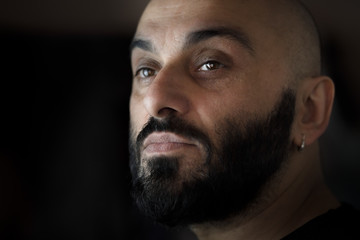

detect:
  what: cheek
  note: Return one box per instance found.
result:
[129,94,148,136]
[192,94,244,144]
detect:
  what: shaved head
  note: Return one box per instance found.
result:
[266,0,322,81]
[139,0,321,85]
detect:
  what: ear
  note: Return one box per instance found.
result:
[292,76,335,148]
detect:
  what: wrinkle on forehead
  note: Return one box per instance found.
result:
[137,0,248,50]
[140,0,197,24]
[140,0,238,28]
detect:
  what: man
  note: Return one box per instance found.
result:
[128,0,360,239]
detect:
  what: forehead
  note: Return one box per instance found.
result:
[141,0,243,23]
[136,0,265,44]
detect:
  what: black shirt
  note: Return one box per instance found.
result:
[282,204,360,239]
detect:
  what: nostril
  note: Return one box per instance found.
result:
[157,107,178,118]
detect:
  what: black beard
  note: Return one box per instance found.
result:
[129,89,296,227]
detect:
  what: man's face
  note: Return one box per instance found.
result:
[129,0,296,226]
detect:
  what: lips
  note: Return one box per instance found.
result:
[142,132,196,154]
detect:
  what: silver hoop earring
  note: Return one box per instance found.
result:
[298,134,306,152]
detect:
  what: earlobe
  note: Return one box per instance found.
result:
[295,76,335,146]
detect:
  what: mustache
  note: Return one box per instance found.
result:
[135,116,212,157]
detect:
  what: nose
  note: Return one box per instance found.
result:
[143,66,190,119]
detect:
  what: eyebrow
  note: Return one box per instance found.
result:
[129,38,153,53]
[185,27,254,54]
[130,27,255,55]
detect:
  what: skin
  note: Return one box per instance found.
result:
[130,0,339,239]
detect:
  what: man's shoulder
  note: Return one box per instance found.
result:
[282,204,360,239]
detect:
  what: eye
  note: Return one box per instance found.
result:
[135,68,157,78]
[198,61,224,71]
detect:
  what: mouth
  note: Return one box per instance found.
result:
[142,132,197,155]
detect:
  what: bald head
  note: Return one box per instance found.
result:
[268,0,322,81]
[135,0,321,85]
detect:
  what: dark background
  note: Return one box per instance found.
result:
[0,0,359,239]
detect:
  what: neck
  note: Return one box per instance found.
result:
[190,143,340,240]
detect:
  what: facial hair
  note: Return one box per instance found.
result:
[129,89,296,227]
